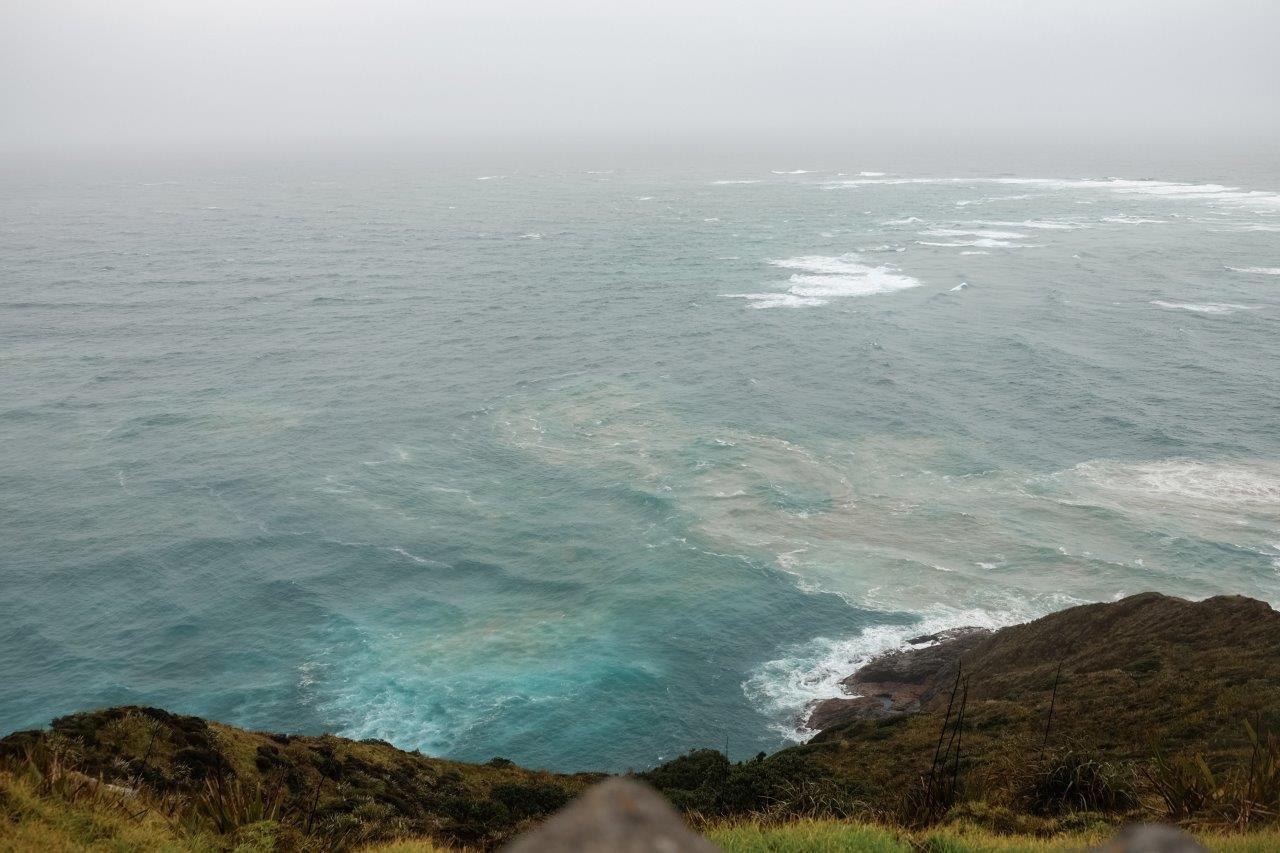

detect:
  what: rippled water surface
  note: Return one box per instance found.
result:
[3,161,1279,769]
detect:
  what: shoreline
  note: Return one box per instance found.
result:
[5,590,1280,850]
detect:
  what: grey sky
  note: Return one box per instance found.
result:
[3,0,1277,156]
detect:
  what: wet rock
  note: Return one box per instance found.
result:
[847,626,991,690]
[805,626,992,731]
[906,626,994,646]
[805,695,890,730]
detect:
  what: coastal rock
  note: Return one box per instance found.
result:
[810,591,1280,748]
[906,626,994,646]
[806,626,992,730]
[4,592,1279,849]
[806,695,893,730]
[845,626,992,691]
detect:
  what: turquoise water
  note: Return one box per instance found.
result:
[3,161,1279,771]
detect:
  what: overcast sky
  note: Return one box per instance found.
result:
[3,0,1277,157]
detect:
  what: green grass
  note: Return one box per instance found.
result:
[0,764,220,852]
[704,818,1280,853]
[0,706,600,850]
[704,818,1108,852]
[1207,832,1280,853]
[707,818,913,852]
[7,766,1280,853]
[5,595,1280,849]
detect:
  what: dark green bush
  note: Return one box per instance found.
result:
[641,749,731,793]
[490,780,570,820]
[1020,747,1136,815]
[641,749,867,818]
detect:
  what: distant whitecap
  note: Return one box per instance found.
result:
[722,254,921,309]
[1102,216,1168,224]
[1150,300,1257,314]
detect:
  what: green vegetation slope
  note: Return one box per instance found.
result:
[3,592,1279,850]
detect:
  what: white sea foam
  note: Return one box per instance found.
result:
[920,228,1029,240]
[497,386,1280,746]
[776,549,806,570]
[723,255,921,309]
[882,216,923,225]
[1064,179,1280,213]
[1067,460,1280,508]
[959,250,990,255]
[970,219,1085,230]
[1228,266,1280,275]
[769,255,879,275]
[722,292,829,309]
[786,271,920,298]
[825,176,1280,214]
[772,169,814,174]
[1150,300,1257,314]
[955,194,1033,206]
[918,238,1036,248]
[742,603,1031,742]
[858,171,886,177]
[1102,216,1168,224]
[949,282,968,292]
[711,179,762,185]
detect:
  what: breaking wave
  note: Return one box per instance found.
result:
[1150,301,1257,314]
[825,176,1280,214]
[723,254,921,309]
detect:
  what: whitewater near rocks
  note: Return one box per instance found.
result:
[2,162,1279,771]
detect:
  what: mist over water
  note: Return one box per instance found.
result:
[2,156,1280,770]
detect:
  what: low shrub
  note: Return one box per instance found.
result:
[1019,746,1137,816]
[489,780,571,820]
[642,750,868,819]
[1144,722,1280,828]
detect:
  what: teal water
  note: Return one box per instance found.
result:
[2,161,1279,771]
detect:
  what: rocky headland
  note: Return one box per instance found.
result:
[3,592,1279,850]
[806,591,1279,740]
[806,626,994,730]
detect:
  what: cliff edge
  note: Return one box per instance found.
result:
[3,592,1279,850]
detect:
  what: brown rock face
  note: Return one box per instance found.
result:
[805,695,892,730]
[846,627,993,694]
[809,592,1280,748]
[805,626,992,731]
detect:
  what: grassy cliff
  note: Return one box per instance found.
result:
[3,592,1279,850]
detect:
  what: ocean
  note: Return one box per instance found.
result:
[3,156,1278,771]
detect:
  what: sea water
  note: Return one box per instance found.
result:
[2,158,1279,770]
